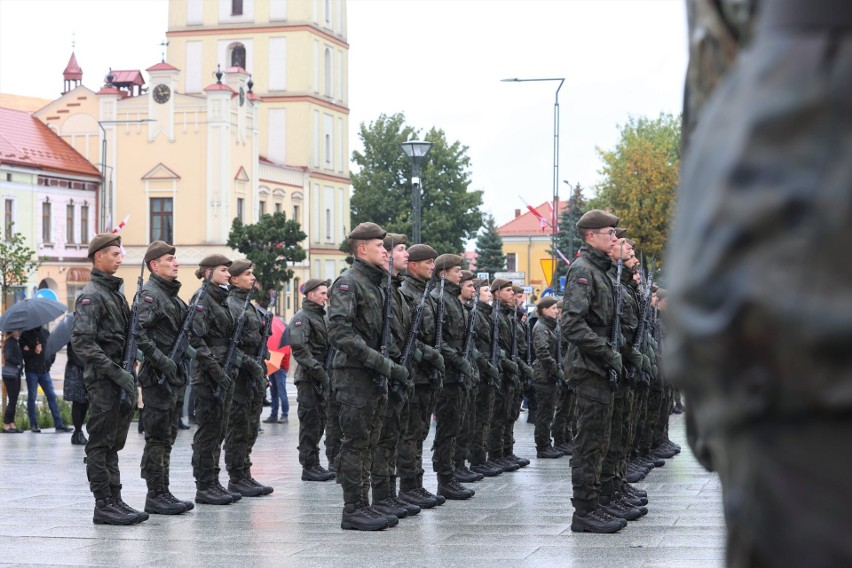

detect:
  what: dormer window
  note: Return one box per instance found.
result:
[230,43,246,69]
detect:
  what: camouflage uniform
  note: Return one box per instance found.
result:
[469,300,499,468]
[137,273,188,494]
[453,299,482,472]
[189,281,234,490]
[504,311,531,459]
[532,314,560,451]
[71,268,135,503]
[223,288,268,485]
[290,298,330,469]
[488,301,519,463]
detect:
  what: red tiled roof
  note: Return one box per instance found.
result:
[96,86,122,96]
[204,82,235,93]
[107,70,145,86]
[226,66,249,75]
[497,201,568,236]
[63,52,83,80]
[0,106,100,177]
[146,61,179,72]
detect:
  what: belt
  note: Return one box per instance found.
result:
[759,0,852,30]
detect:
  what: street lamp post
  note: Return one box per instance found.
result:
[502,77,565,287]
[400,140,433,244]
[97,119,155,231]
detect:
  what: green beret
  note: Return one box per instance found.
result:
[490,278,512,293]
[511,284,524,294]
[537,296,558,310]
[577,209,620,231]
[303,278,330,295]
[87,233,121,259]
[348,222,386,241]
[195,254,232,279]
[383,233,407,251]
[625,238,637,248]
[228,259,253,277]
[143,240,175,268]
[472,278,487,289]
[434,254,464,272]
[407,244,438,262]
[615,227,629,239]
[460,270,475,283]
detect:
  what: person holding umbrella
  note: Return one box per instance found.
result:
[71,233,148,526]
[2,331,24,433]
[20,325,71,433]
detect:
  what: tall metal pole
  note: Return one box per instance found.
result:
[411,161,422,245]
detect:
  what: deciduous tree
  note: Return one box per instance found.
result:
[0,226,40,310]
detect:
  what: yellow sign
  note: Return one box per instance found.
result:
[540,258,558,287]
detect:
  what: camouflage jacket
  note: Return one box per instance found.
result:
[399,273,438,385]
[189,281,233,385]
[532,315,559,382]
[473,300,497,383]
[423,279,466,386]
[289,298,328,385]
[561,245,618,396]
[71,268,131,410]
[226,287,266,381]
[136,273,188,388]
[327,258,387,376]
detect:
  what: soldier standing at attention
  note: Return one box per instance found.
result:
[224,260,274,498]
[562,210,627,534]
[397,243,446,509]
[532,296,563,459]
[136,241,194,515]
[72,234,148,525]
[328,222,408,531]
[423,254,476,500]
[290,278,336,482]
[505,285,532,467]
[188,255,238,506]
[487,278,520,473]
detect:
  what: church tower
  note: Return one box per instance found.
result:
[166,0,351,306]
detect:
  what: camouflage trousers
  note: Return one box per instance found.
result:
[333,369,387,505]
[454,383,478,468]
[398,383,437,492]
[552,386,576,446]
[372,386,409,501]
[325,392,342,470]
[85,386,135,500]
[191,379,234,488]
[533,383,558,450]
[140,382,184,490]
[487,380,509,460]
[629,386,649,458]
[224,375,265,480]
[638,386,663,455]
[469,382,495,465]
[601,389,635,494]
[570,381,614,501]
[432,383,463,483]
[296,381,327,468]
[502,380,522,456]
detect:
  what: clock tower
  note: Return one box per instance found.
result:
[146,61,179,141]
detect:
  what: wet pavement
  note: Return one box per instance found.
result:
[0,393,725,568]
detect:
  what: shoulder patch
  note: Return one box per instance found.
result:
[143,296,154,303]
[339,284,349,292]
[80,298,91,305]
[196,304,205,311]
[294,320,303,327]
[578,278,589,285]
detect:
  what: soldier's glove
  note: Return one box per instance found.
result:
[557,369,566,383]
[427,349,445,374]
[234,353,245,369]
[157,354,178,385]
[209,363,232,391]
[413,347,424,363]
[484,362,500,381]
[641,354,652,373]
[627,347,644,370]
[390,362,409,383]
[456,358,475,380]
[502,359,519,376]
[376,357,393,379]
[519,362,533,381]
[604,350,623,374]
[318,369,331,393]
[113,370,136,399]
[185,345,197,360]
[244,358,265,380]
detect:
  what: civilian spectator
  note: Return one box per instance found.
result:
[20,326,71,433]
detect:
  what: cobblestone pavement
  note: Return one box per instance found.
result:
[0,388,725,568]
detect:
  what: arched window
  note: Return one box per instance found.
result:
[324,47,332,97]
[231,43,247,69]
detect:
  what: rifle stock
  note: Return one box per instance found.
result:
[220,291,253,398]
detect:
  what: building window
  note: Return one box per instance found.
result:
[293,204,300,223]
[259,201,266,216]
[232,0,243,16]
[80,204,89,244]
[66,203,75,244]
[230,43,246,69]
[150,197,173,243]
[42,201,52,243]
[325,208,331,240]
[324,0,331,23]
[4,199,12,241]
[506,253,517,272]
[275,202,281,213]
[323,48,332,97]
[236,197,244,222]
[324,134,331,166]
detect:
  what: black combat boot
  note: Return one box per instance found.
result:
[110,486,149,523]
[302,464,336,482]
[341,501,391,531]
[195,484,233,505]
[615,491,649,513]
[494,456,520,472]
[508,453,531,467]
[437,479,474,500]
[145,489,188,515]
[213,480,241,502]
[372,497,409,519]
[229,477,265,497]
[454,465,482,483]
[246,475,274,495]
[570,498,623,533]
[470,462,502,477]
[556,441,574,455]
[537,446,562,459]
[599,493,644,521]
[93,498,144,525]
[398,487,437,509]
[623,483,647,500]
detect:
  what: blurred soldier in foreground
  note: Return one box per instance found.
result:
[668,0,852,565]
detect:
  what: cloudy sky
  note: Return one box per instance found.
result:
[0,0,687,229]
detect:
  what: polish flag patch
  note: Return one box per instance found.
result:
[578,278,589,285]
[339,284,349,292]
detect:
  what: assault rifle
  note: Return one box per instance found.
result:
[220,291,253,399]
[608,240,625,391]
[489,298,500,389]
[556,315,564,394]
[254,290,277,394]
[119,263,145,414]
[157,269,215,391]
[431,274,446,388]
[458,283,480,389]
[401,279,435,369]
[378,253,393,390]
[628,265,654,385]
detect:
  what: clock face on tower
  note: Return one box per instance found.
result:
[153,84,171,104]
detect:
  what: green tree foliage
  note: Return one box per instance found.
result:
[590,113,680,262]
[0,226,40,310]
[474,214,506,279]
[351,112,484,254]
[227,212,306,305]
[549,183,588,287]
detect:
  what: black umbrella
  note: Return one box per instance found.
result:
[45,312,74,359]
[0,298,67,332]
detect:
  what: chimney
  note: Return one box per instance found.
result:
[514,209,521,218]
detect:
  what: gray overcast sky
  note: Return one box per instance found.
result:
[0,0,687,232]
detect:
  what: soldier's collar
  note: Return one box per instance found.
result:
[91,268,124,291]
